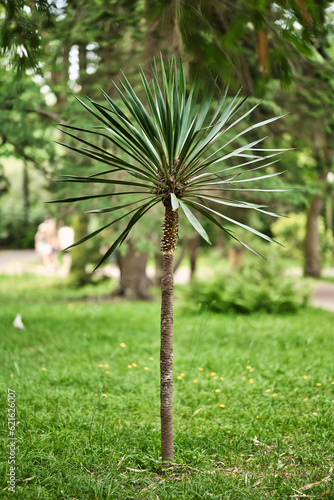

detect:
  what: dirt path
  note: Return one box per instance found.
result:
[311,282,334,312]
[0,250,39,274]
[0,250,333,312]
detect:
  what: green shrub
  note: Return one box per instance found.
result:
[0,200,46,248]
[184,263,310,314]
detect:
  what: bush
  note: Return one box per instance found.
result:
[0,200,46,249]
[184,263,310,314]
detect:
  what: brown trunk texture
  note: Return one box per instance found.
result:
[114,239,151,300]
[144,5,183,78]
[304,195,323,278]
[160,203,178,462]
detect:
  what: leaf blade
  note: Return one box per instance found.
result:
[179,200,211,245]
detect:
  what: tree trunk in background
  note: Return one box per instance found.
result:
[145,1,183,76]
[189,233,200,278]
[173,244,186,274]
[172,234,200,278]
[304,195,323,277]
[50,42,70,108]
[114,239,151,300]
[160,201,178,462]
[325,182,333,236]
[154,250,164,286]
[22,162,29,225]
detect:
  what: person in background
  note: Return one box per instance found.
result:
[35,216,59,271]
[58,221,75,275]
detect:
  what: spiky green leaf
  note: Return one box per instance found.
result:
[179,200,211,245]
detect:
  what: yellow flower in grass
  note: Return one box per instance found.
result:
[180,372,185,377]
[177,375,182,380]
[149,357,154,361]
[220,377,224,381]
[132,363,137,367]
[246,365,252,370]
[198,367,204,372]
[272,393,278,397]
[98,364,103,368]
[144,366,149,371]
[193,379,198,384]
[127,365,132,369]
[210,372,216,376]
[265,389,271,393]
[332,382,334,385]
[102,394,107,398]
[215,389,221,393]
[94,394,98,397]
[213,376,218,380]
[219,404,225,408]
[249,378,254,384]
[316,383,322,387]
[104,364,109,368]
[105,370,110,374]
[120,343,126,348]
[302,375,308,380]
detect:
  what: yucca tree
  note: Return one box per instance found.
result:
[51,57,287,462]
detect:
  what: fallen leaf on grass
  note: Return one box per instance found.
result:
[117,455,126,468]
[299,475,331,491]
[80,462,92,475]
[140,483,158,493]
[191,408,202,417]
[252,478,264,487]
[251,436,271,449]
[126,467,147,473]
[290,494,313,498]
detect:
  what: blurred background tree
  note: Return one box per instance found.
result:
[0,0,333,289]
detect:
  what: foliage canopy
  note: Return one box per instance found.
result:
[51,57,288,267]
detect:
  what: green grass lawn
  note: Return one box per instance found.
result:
[0,274,333,499]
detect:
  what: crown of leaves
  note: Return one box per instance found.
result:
[50,56,289,269]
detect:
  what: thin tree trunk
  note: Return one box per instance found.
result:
[160,251,174,462]
[304,195,323,277]
[160,201,178,462]
[154,250,163,286]
[172,234,200,277]
[23,162,29,225]
[325,182,333,235]
[173,244,186,274]
[189,233,200,278]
